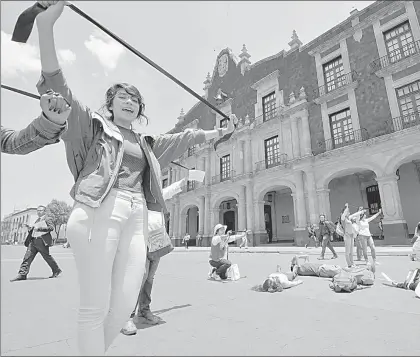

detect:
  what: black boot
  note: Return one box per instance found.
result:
[49,269,62,278]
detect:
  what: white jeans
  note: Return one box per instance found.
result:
[344,233,354,267]
[67,189,148,355]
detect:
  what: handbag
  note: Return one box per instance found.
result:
[226,264,241,281]
[147,211,174,261]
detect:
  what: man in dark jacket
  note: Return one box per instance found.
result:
[317,214,338,260]
[10,205,62,281]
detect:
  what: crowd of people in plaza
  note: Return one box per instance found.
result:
[2,1,419,356]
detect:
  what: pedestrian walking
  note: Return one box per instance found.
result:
[183,233,191,249]
[10,205,62,281]
[410,221,420,261]
[305,223,318,248]
[35,2,237,354]
[196,234,202,247]
[317,214,338,260]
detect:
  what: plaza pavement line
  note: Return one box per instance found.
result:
[172,246,412,256]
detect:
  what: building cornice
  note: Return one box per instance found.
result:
[251,70,280,90]
[307,1,405,56]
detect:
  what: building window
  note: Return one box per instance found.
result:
[383,21,415,64]
[220,154,231,181]
[323,56,345,93]
[329,108,354,148]
[187,145,196,157]
[396,79,420,127]
[262,91,276,122]
[366,185,381,215]
[220,118,228,128]
[187,167,196,191]
[162,178,168,188]
[264,135,280,168]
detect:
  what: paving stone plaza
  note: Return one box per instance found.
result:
[2,245,419,356]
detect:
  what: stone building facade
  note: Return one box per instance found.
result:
[163,0,420,247]
[1,208,38,244]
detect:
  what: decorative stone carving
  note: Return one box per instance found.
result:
[289,91,296,104]
[299,86,306,100]
[177,108,185,124]
[288,30,303,51]
[244,114,250,125]
[239,44,251,75]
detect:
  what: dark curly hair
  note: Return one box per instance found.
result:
[101,83,149,125]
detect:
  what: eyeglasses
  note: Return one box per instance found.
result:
[115,92,140,104]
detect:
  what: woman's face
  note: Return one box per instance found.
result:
[110,90,141,124]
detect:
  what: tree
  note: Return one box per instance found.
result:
[45,199,72,243]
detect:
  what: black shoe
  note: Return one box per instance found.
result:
[50,269,62,278]
[10,275,26,282]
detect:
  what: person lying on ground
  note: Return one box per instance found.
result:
[260,265,303,293]
[383,268,419,296]
[290,255,375,284]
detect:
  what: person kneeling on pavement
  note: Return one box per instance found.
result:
[209,224,250,280]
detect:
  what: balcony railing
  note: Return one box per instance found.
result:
[212,170,235,184]
[255,153,289,172]
[313,71,357,98]
[385,111,420,133]
[318,128,369,151]
[371,40,420,72]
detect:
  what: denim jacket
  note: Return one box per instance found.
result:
[1,114,66,155]
[36,69,206,211]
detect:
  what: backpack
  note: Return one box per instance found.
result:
[360,270,375,286]
[330,271,358,293]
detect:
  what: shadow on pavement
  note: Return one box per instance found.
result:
[26,277,50,280]
[154,303,192,316]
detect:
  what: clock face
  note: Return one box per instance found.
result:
[218,54,228,77]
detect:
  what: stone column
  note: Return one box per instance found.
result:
[198,195,205,235]
[238,140,245,175]
[376,175,409,244]
[169,202,175,237]
[300,111,312,156]
[290,116,301,159]
[293,170,307,228]
[180,213,187,238]
[305,170,319,224]
[253,200,267,245]
[204,150,212,186]
[172,199,180,244]
[245,180,255,246]
[271,192,278,240]
[316,188,331,221]
[238,185,246,231]
[210,208,220,231]
[244,137,253,173]
[197,157,205,188]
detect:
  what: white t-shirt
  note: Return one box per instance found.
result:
[358,219,371,237]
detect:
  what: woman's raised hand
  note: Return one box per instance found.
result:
[36,1,66,28]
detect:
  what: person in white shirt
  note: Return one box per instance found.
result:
[209,224,250,280]
[351,217,363,261]
[340,204,361,268]
[183,233,191,249]
[355,207,382,264]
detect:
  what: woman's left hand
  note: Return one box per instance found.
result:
[225,114,238,134]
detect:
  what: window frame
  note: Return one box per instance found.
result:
[322,56,345,94]
[219,154,231,182]
[220,118,228,128]
[264,135,280,168]
[262,91,277,122]
[383,21,416,64]
[329,108,354,148]
[395,79,420,126]
[366,185,381,215]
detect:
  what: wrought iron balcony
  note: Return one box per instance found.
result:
[318,128,369,151]
[371,40,420,72]
[385,111,420,133]
[255,153,289,172]
[313,71,358,99]
[211,170,235,184]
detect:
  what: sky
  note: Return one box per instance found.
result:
[0,0,375,219]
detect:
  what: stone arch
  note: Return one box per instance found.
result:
[212,193,239,210]
[384,146,420,176]
[255,178,296,201]
[317,163,383,190]
[180,202,199,216]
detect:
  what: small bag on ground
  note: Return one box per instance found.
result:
[227,264,240,281]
